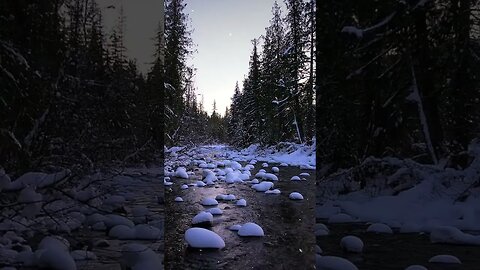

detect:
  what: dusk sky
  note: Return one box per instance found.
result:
[98,0,283,115]
[185,0,286,115]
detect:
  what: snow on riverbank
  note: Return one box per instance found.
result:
[317,139,480,237]
[164,140,316,170]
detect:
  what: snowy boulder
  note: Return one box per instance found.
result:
[236,199,247,207]
[315,223,330,236]
[340,236,363,253]
[265,189,281,195]
[272,167,279,173]
[289,192,304,200]
[225,172,242,183]
[175,167,189,179]
[252,181,274,192]
[229,224,242,231]
[263,173,278,181]
[185,228,225,249]
[255,172,266,179]
[206,208,223,215]
[328,213,355,224]
[366,223,393,234]
[201,198,219,206]
[251,179,259,184]
[104,214,134,228]
[181,184,189,190]
[404,266,428,270]
[290,176,301,181]
[215,194,226,200]
[192,212,214,227]
[38,236,70,251]
[238,222,264,237]
[163,180,173,186]
[224,194,236,201]
[279,163,288,167]
[430,226,480,245]
[175,197,184,202]
[428,255,461,264]
[109,225,135,239]
[122,243,162,269]
[196,181,206,187]
[316,256,358,270]
[299,172,310,177]
[35,236,75,270]
[230,161,242,170]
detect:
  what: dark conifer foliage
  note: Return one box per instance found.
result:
[0,0,164,173]
[226,0,317,147]
[317,0,480,169]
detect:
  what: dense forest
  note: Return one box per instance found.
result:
[163,0,227,146]
[0,0,164,174]
[317,0,480,170]
[164,0,316,147]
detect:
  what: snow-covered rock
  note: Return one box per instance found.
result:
[35,236,75,270]
[104,214,134,228]
[263,173,278,181]
[175,167,189,179]
[224,194,236,201]
[236,199,247,207]
[289,192,304,200]
[122,243,162,269]
[229,224,242,231]
[366,223,393,234]
[252,181,274,192]
[175,197,184,202]
[206,208,223,215]
[340,236,363,253]
[290,176,301,181]
[238,222,264,237]
[315,223,330,236]
[265,189,281,195]
[299,172,310,177]
[192,212,213,226]
[430,226,480,245]
[272,167,279,173]
[196,181,206,187]
[428,254,462,264]
[201,198,219,206]
[185,228,225,249]
[181,184,189,190]
[316,256,358,270]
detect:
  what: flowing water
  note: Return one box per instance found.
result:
[316,220,480,270]
[165,160,316,269]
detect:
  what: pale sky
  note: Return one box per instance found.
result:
[98,0,162,74]
[185,0,286,115]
